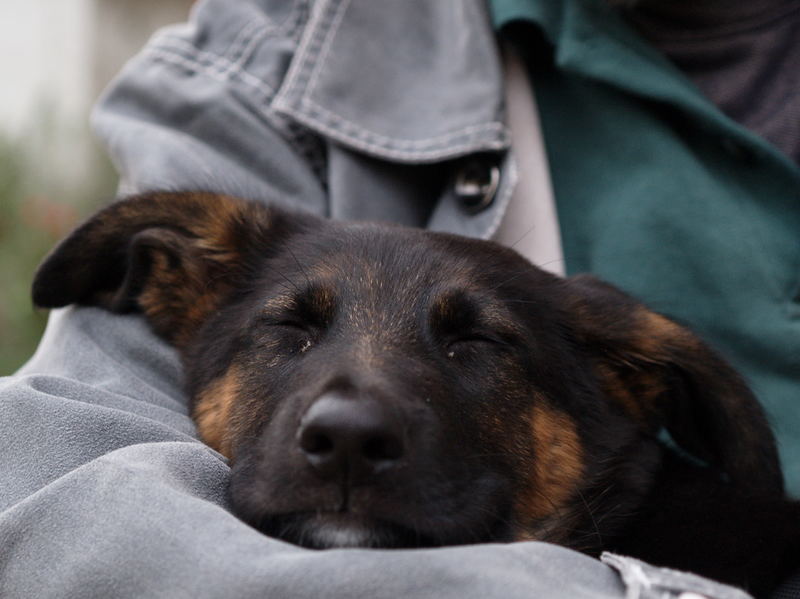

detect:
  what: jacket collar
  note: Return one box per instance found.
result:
[272,0,510,163]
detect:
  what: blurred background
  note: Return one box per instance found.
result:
[0,0,193,374]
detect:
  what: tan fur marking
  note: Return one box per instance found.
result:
[634,308,697,359]
[593,362,643,421]
[594,360,670,430]
[589,307,690,429]
[193,367,241,458]
[138,250,231,347]
[134,209,243,347]
[516,404,584,538]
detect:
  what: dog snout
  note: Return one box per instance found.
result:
[297,393,405,481]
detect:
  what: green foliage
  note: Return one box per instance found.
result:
[0,134,115,374]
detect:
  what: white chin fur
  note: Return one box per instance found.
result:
[305,519,376,548]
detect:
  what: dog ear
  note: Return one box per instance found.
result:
[564,274,783,495]
[33,191,293,347]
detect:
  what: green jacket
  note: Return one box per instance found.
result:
[491,0,800,492]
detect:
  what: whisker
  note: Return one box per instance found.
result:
[284,245,312,289]
[576,489,603,547]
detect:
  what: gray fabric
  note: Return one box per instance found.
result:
[0,0,767,597]
[602,554,752,599]
[623,0,800,164]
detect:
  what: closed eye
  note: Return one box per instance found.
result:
[254,311,310,331]
[447,333,502,347]
[253,311,316,347]
[444,332,511,361]
[274,319,311,331]
[263,318,318,355]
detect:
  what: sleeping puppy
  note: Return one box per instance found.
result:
[33,192,799,597]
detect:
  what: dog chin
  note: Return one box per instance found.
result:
[262,512,437,550]
[303,518,378,549]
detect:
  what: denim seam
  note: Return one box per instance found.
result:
[152,16,272,77]
[299,97,508,150]
[155,0,508,162]
[286,0,310,44]
[273,0,332,109]
[304,0,352,102]
[213,0,304,60]
[143,48,236,86]
[151,36,266,87]
[136,49,322,176]
[224,21,267,75]
[143,46,276,99]
[274,0,509,157]
[224,0,308,77]
[153,0,306,92]
[154,35,235,77]
[225,21,262,65]
[275,107,509,161]
[482,154,517,240]
[218,0,281,58]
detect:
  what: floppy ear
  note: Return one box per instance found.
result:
[564,274,783,496]
[33,191,285,347]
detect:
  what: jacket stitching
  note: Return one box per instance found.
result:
[224,21,266,74]
[299,97,508,149]
[138,49,325,182]
[153,36,280,98]
[483,155,517,241]
[143,47,234,86]
[275,0,308,39]
[225,21,263,67]
[275,0,509,156]
[154,35,233,76]
[286,0,310,44]
[225,0,307,76]
[142,47,276,99]
[148,0,508,162]
[274,0,333,108]
[224,1,282,55]
[282,107,508,161]
[153,0,305,89]
[305,0,352,100]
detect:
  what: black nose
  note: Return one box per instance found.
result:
[297,393,405,481]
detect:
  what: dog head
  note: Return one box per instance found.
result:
[33,192,783,551]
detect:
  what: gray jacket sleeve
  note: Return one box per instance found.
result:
[0,1,753,598]
[91,0,330,214]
